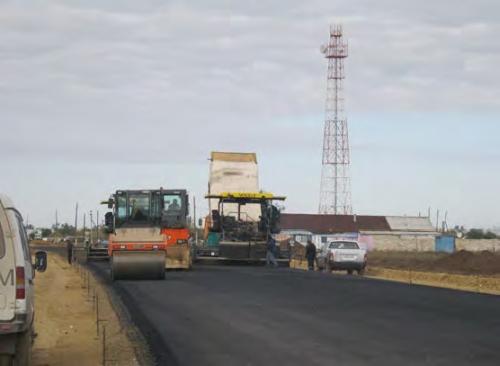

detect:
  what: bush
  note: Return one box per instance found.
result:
[466,228,498,240]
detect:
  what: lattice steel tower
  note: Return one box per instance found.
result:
[319,24,352,215]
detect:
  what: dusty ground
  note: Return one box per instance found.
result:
[368,250,500,276]
[366,267,500,295]
[32,251,141,366]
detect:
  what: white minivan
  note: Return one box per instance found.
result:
[0,195,47,366]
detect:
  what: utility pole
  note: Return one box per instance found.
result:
[436,209,440,232]
[74,203,79,245]
[193,196,198,245]
[319,24,352,214]
[83,212,87,241]
[89,211,93,245]
[97,210,100,243]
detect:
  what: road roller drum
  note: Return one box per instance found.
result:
[111,251,166,280]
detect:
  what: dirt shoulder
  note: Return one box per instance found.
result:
[368,250,500,276]
[32,251,142,366]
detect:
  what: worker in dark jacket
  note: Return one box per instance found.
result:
[266,236,278,268]
[66,239,74,264]
[305,240,316,271]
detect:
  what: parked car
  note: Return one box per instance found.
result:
[0,195,47,365]
[317,240,367,275]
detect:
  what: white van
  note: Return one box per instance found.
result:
[0,195,47,366]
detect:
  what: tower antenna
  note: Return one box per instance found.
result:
[319,24,352,214]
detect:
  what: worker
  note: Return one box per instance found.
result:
[266,235,278,268]
[168,198,180,211]
[305,240,316,271]
[66,239,74,264]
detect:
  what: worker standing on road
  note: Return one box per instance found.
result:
[266,235,278,268]
[305,240,316,271]
[66,239,74,264]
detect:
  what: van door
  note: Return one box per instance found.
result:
[0,202,16,322]
[13,211,34,322]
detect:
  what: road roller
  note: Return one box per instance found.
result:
[102,189,192,280]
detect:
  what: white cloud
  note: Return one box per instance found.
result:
[0,0,499,227]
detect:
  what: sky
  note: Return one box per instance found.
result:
[1,0,499,229]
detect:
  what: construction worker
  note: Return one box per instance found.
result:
[266,235,278,268]
[168,198,181,211]
[305,240,316,271]
[66,239,74,264]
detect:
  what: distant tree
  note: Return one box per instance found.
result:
[484,231,498,240]
[41,228,52,238]
[57,223,76,237]
[466,228,497,239]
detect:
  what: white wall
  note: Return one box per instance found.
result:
[456,239,500,252]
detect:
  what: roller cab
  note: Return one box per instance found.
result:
[103,189,191,281]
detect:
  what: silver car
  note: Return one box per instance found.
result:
[317,240,367,275]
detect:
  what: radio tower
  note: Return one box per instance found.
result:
[319,24,352,215]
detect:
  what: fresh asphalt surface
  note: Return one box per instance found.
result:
[91,262,500,366]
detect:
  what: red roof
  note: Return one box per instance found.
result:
[280,214,390,234]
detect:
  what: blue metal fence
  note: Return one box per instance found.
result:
[435,235,456,253]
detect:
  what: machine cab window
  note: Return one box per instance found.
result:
[163,194,182,214]
[128,193,150,222]
[116,195,127,220]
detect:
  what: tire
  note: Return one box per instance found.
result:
[357,268,365,276]
[0,355,14,366]
[13,329,32,366]
[347,269,354,275]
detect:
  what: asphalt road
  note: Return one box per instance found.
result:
[91,263,500,366]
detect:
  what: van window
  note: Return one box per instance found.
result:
[15,214,30,261]
[0,220,5,259]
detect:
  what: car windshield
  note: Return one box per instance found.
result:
[329,241,359,250]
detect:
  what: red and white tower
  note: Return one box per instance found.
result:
[319,24,352,215]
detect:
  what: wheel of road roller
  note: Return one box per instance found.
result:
[111,251,166,281]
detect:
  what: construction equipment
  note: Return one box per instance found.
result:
[102,189,191,280]
[197,192,287,263]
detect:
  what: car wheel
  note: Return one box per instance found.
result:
[357,268,365,276]
[13,329,32,366]
[347,269,354,275]
[0,354,14,366]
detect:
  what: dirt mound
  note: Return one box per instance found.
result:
[434,250,500,275]
[369,250,500,276]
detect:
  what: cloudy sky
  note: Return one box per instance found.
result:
[1,0,499,229]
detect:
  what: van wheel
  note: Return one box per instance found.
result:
[13,329,32,366]
[0,355,14,366]
[347,269,354,275]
